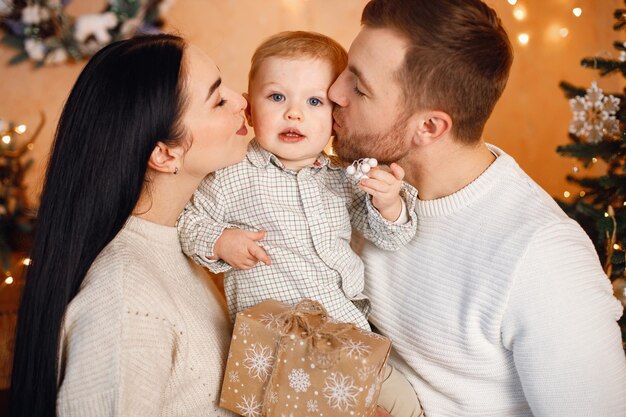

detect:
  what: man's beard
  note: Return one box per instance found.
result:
[332,111,411,165]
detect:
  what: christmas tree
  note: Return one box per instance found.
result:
[556,1,626,345]
[0,114,41,277]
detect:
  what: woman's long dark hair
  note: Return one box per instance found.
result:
[9,34,188,417]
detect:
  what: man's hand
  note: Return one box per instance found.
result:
[359,162,405,222]
[213,228,271,270]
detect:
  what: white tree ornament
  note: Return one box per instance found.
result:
[569,81,621,143]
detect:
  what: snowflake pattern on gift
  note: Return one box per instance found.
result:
[307,399,319,413]
[238,322,251,337]
[569,81,621,143]
[365,383,377,408]
[288,368,311,392]
[356,364,377,381]
[260,312,282,329]
[268,390,279,404]
[323,372,358,411]
[236,394,262,417]
[244,343,274,381]
[357,327,388,341]
[228,370,240,383]
[342,339,371,359]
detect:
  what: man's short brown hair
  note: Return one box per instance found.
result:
[362,0,513,143]
[248,31,348,92]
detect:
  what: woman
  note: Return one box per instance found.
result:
[9,34,248,416]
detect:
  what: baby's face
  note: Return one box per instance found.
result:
[247,57,334,170]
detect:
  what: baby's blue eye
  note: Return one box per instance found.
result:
[308,97,322,106]
[270,93,285,102]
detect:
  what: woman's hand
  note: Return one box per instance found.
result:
[213,228,271,269]
[359,163,405,222]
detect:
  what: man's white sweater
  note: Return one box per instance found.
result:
[360,145,626,417]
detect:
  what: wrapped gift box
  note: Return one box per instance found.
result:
[219,299,391,417]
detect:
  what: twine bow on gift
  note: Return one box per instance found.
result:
[261,299,356,414]
[273,299,355,366]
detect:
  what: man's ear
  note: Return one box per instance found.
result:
[147,141,183,174]
[410,110,452,146]
[243,92,253,127]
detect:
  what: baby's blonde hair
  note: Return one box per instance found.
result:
[248,31,348,91]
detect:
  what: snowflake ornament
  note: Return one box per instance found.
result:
[243,343,274,381]
[569,81,621,143]
[236,394,262,417]
[323,372,358,411]
[288,368,311,392]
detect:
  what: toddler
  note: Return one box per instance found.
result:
[178,31,423,417]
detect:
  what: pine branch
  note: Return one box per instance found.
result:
[581,57,624,77]
[559,81,587,99]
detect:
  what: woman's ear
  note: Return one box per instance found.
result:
[147,141,184,174]
[410,111,452,146]
[243,92,253,127]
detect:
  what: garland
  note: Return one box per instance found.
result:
[0,0,175,66]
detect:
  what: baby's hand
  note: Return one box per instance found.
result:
[359,163,405,222]
[213,228,271,270]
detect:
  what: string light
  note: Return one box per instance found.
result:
[579,191,586,197]
[563,191,571,198]
[559,28,569,38]
[507,0,517,5]
[513,5,527,21]
[27,143,34,150]
[605,212,610,218]
[15,124,27,134]
[518,33,530,45]
[1,135,10,144]
[614,244,622,250]
[592,157,598,164]
[22,258,32,266]
[4,276,13,285]
[572,7,582,17]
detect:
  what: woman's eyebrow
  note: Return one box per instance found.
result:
[205,77,222,102]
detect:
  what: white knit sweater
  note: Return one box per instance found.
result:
[57,216,235,417]
[360,145,626,417]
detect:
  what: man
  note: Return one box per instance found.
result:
[329,0,626,416]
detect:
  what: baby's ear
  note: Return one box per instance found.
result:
[243,92,253,127]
